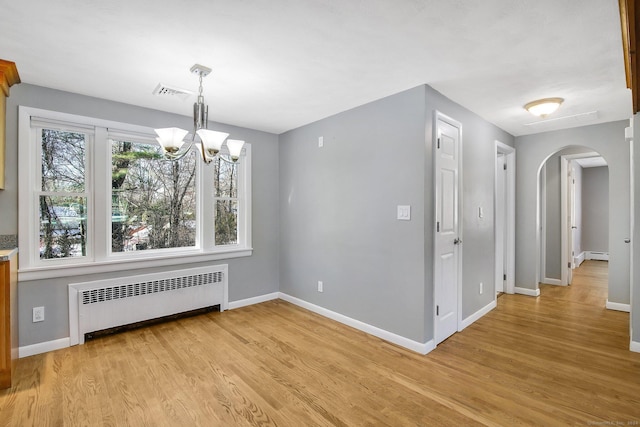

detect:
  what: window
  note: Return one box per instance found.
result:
[110,139,197,252]
[19,107,252,279]
[39,128,89,260]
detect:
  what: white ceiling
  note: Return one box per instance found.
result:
[0,0,631,136]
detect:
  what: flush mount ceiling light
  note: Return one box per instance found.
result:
[524,97,564,118]
[154,64,245,163]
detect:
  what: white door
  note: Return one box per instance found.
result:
[495,154,506,293]
[434,115,461,345]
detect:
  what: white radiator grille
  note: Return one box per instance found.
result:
[69,265,228,345]
[81,271,223,305]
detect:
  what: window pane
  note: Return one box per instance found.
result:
[215,199,238,245]
[214,155,238,197]
[111,140,197,252]
[39,195,88,259]
[41,129,85,192]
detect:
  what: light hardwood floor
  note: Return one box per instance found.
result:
[1,260,639,426]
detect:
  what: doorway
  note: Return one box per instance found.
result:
[495,141,515,296]
[537,148,610,302]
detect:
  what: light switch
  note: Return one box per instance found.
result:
[397,205,411,221]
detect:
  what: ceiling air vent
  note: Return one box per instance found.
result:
[152,83,193,100]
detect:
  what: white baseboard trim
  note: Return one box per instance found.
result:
[586,251,609,261]
[460,300,497,331]
[228,292,279,310]
[574,252,586,267]
[279,292,434,355]
[631,341,640,353]
[541,278,563,286]
[606,300,631,312]
[514,286,541,297]
[19,337,70,358]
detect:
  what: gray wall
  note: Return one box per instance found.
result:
[4,84,280,346]
[582,166,609,252]
[515,121,630,305]
[544,154,562,279]
[279,85,513,344]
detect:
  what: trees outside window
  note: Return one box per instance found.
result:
[111,140,196,252]
[39,129,88,259]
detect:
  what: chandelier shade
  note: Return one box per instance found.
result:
[226,139,246,162]
[155,127,188,154]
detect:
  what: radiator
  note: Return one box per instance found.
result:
[68,264,228,345]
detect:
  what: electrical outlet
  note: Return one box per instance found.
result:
[479,282,483,295]
[318,281,323,292]
[33,306,45,322]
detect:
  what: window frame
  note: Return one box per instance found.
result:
[18,106,252,281]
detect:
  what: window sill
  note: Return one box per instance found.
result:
[18,248,253,281]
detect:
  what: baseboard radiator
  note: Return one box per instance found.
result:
[69,265,228,345]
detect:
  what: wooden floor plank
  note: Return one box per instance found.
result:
[1,260,639,425]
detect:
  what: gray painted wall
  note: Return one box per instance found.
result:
[4,84,280,346]
[582,166,609,252]
[515,121,630,305]
[279,85,513,344]
[544,154,562,279]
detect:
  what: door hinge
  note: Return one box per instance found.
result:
[568,262,571,268]
[436,221,440,232]
[503,273,507,281]
[437,138,440,149]
[503,163,507,170]
[436,305,439,316]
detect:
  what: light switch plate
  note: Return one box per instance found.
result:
[397,205,411,221]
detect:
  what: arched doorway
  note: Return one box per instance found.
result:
[537,146,610,302]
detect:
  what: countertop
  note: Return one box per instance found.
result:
[0,248,18,261]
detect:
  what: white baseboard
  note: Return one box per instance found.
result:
[514,286,541,297]
[606,300,631,312]
[631,341,640,353]
[574,252,586,267]
[586,251,609,261]
[228,292,279,310]
[541,278,563,286]
[19,337,70,358]
[279,292,434,355]
[460,300,497,331]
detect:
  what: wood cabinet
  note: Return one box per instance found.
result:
[0,59,20,190]
[0,249,18,389]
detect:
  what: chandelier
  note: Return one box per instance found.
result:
[154,64,245,163]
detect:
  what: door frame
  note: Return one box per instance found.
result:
[495,141,516,295]
[560,152,599,285]
[433,110,463,345]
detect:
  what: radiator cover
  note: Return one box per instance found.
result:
[68,264,228,345]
